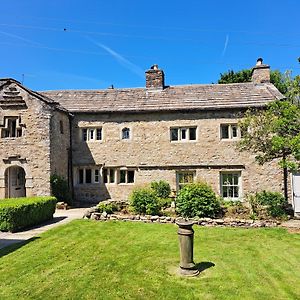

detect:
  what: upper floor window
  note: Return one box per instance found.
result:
[170,127,197,142]
[122,127,130,140]
[82,128,102,142]
[220,172,241,199]
[1,117,22,138]
[220,124,240,140]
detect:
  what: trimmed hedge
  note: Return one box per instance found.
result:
[0,196,57,232]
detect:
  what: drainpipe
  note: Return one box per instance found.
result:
[68,114,74,204]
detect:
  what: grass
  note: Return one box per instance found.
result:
[0,220,299,300]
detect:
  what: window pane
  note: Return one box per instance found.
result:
[96,128,102,140]
[170,128,178,141]
[234,187,239,198]
[128,170,135,183]
[222,174,228,185]
[233,174,238,185]
[109,169,115,183]
[122,128,130,139]
[120,170,126,183]
[10,119,16,137]
[94,169,99,182]
[83,129,87,141]
[90,129,94,140]
[221,125,229,139]
[79,169,84,184]
[181,128,187,140]
[231,125,238,138]
[189,128,196,140]
[86,169,92,183]
[103,169,108,183]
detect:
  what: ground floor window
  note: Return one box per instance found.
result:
[77,167,101,184]
[76,167,135,185]
[220,172,241,199]
[176,171,195,191]
[103,168,116,184]
[119,169,135,184]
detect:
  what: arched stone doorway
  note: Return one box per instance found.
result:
[4,166,26,198]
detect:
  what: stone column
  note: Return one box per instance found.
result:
[176,218,199,276]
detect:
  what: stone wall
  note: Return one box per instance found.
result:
[50,111,70,180]
[71,110,285,203]
[0,84,53,198]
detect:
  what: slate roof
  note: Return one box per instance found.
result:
[40,82,284,114]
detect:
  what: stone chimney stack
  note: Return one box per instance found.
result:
[251,58,270,84]
[145,64,165,89]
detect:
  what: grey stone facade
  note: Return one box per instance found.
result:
[0,59,289,205]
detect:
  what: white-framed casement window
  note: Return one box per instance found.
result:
[119,169,135,184]
[220,172,241,199]
[121,127,130,140]
[1,116,23,138]
[220,124,240,140]
[103,168,116,184]
[81,127,102,142]
[77,168,101,184]
[176,171,195,191]
[170,127,197,142]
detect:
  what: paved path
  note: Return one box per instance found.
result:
[281,219,300,229]
[0,208,86,250]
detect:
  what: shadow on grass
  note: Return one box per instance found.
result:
[0,237,40,259]
[195,261,215,273]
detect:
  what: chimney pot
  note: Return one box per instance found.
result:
[256,57,263,65]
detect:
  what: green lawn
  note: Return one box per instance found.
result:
[0,220,299,300]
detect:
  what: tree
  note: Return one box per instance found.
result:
[238,100,300,200]
[218,69,288,95]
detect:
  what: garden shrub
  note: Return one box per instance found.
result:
[157,197,173,209]
[98,202,118,214]
[150,180,171,198]
[50,174,71,204]
[255,191,287,218]
[0,196,57,232]
[176,182,221,218]
[129,187,160,215]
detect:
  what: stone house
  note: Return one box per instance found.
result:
[1,58,299,214]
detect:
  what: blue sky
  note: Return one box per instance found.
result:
[0,0,299,90]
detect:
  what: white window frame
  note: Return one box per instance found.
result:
[119,169,135,184]
[77,167,101,185]
[176,171,195,191]
[220,124,240,140]
[220,171,242,200]
[170,127,197,142]
[81,127,102,142]
[102,168,116,184]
